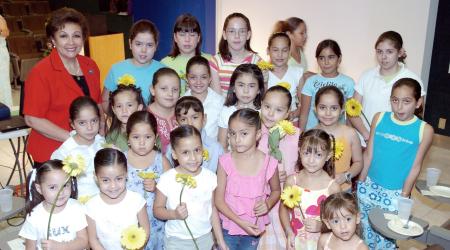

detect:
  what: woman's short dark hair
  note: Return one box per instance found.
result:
[46,7,89,40]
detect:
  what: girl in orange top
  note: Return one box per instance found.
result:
[314,86,362,191]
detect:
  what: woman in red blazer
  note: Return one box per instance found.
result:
[24,7,103,166]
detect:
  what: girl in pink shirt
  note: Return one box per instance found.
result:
[257,85,301,249]
[215,108,281,250]
[147,68,180,154]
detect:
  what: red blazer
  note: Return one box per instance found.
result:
[24,49,101,162]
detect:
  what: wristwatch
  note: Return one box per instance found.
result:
[344,172,352,182]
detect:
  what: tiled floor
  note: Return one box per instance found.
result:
[1,87,449,249]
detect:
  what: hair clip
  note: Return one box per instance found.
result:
[117,74,136,87]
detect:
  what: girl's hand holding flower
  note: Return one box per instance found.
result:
[174,202,188,220]
[41,239,63,250]
[143,178,156,192]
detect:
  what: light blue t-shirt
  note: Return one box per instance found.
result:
[302,73,355,129]
[104,59,165,105]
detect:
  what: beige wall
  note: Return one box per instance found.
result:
[216,0,437,89]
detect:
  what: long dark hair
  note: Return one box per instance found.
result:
[168,14,202,57]
[107,85,145,142]
[315,86,345,109]
[315,39,342,58]
[26,160,78,215]
[224,64,264,109]
[126,110,159,151]
[296,129,335,178]
[218,13,256,61]
[391,78,423,118]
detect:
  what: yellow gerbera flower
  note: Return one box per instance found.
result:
[202,149,210,161]
[345,98,362,117]
[62,155,86,177]
[277,82,291,91]
[121,225,146,250]
[334,139,345,160]
[175,173,197,188]
[78,195,92,205]
[280,185,302,209]
[257,60,274,70]
[270,120,296,138]
[138,171,158,179]
[117,74,136,86]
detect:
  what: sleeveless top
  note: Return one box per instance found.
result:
[324,233,364,250]
[218,152,278,235]
[334,137,352,191]
[368,112,424,189]
[290,176,335,250]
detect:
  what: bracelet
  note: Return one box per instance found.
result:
[344,172,352,182]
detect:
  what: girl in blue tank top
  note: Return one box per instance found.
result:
[357,78,433,250]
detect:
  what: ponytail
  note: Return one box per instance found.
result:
[26,160,78,215]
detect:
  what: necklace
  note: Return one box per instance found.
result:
[65,60,82,80]
[74,62,82,81]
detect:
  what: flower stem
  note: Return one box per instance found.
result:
[47,176,71,239]
[183,219,199,250]
[179,184,199,250]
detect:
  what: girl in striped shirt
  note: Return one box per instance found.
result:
[209,12,262,97]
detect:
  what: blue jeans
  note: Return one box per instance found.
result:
[222,229,260,250]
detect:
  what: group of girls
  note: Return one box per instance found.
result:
[19,10,434,250]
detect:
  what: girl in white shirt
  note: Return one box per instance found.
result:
[20,160,88,250]
[52,96,105,198]
[153,125,227,250]
[86,148,150,250]
[350,31,425,143]
[266,32,304,121]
